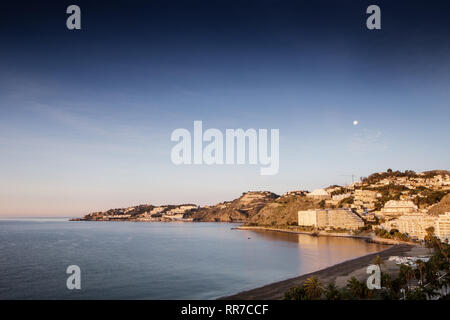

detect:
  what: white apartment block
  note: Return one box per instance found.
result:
[436,212,450,242]
[381,213,436,240]
[298,209,364,230]
[380,200,418,217]
[381,212,450,241]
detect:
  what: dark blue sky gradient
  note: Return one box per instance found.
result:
[1,1,449,215]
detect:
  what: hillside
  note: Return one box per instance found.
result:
[428,194,450,216]
[76,204,199,222]
[185,191,279,222]
[74,169,449,225]
[248,193,319,226]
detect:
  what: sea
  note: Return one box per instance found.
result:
[0,218,388,299]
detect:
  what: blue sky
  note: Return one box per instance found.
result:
[0,0,449,216]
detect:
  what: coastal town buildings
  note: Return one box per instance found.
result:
[380,212,450,241]
[379,200,418,218]
[368,173,450,191]
[325,193,351,206]
[298,209,364,230]
[282,190,307,197]
[332,193,351,201]
[435,212,450,242]
[354,190,379,203]
[306,189,331,200]
[380,213,437,240]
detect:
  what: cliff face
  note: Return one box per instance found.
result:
[185,191,279,222]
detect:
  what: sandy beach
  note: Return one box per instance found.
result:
[221,228,427,300]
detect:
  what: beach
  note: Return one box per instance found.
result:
[220,243,417,300]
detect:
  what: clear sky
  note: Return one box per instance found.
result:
[1,0,449,216]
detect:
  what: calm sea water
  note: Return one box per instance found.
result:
[0,219,388,299]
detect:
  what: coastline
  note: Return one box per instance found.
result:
[220,243,414,300]
[234,225,414,245]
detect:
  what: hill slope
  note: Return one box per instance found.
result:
[428,194,450,216]
[185,191,279,222]
[248,194,319,226]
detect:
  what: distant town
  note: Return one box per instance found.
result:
[73,169,450,243]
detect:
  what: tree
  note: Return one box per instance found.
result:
[424,227,434,247]
[416,260,426,285]
[381,272,392,290]
[405,288,427,300]
[319,200,326,209]
[303,277,324,300]
[324,283,341,300]
[372,255,384,273]
[399,265,415,289]
[346,277,366,299]
[284,286,307,300]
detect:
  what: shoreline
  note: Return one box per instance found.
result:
[70,219,420,300]
[234,225,414,245]
[220,243,413,300]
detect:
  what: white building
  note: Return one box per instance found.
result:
[298,209,364,230]
[380,200,418,217]
[381,211,450,241]
[381,213,436,240]
[436,212,450,242]
[306,189,331,200]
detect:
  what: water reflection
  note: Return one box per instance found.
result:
[246,229,389,276]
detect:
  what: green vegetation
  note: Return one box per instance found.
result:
[361,169,418,185]
[284,276,323,300]
[329,187,350,196]
[319,200,326,209]
[337,196,354,207]
[374,227,411,242]
[414,190,448,208]
[428,194,450,216]
[353,224,373,235]
[325,227,349,233]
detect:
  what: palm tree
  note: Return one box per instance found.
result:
[424,227,439,253]
[416,260,426,285]
[403,265,416,289]
[303,276,324,300]
[399,264,415,290]
[284,286,307,300]
[325,282,341,300]
[372,255,384,273]
[381,272,392,290]
[405,288,427,300]
[346,277,365,299]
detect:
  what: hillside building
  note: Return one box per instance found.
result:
[381,212,450,241]
[436,212,450,242]
[380,213,437,240]
[354,190,379,202]
[380,200,418,217]
[306,189,331,200]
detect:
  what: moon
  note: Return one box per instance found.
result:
[353,120,359,126]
